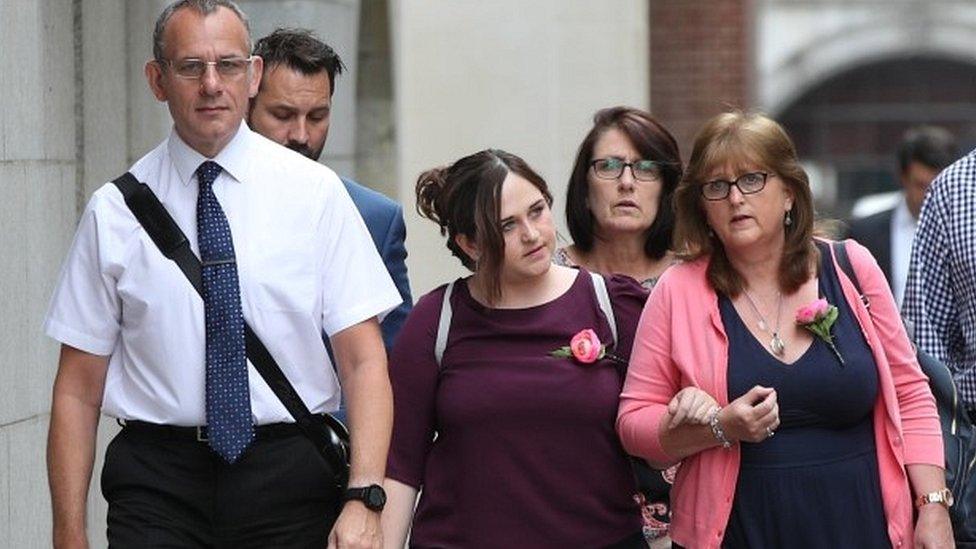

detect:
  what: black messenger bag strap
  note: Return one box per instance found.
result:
[113,172,350,487]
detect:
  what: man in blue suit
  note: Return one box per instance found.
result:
[249,28,412,351]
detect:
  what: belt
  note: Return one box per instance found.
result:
[119,419,313,443]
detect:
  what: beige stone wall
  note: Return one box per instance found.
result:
[355,0,396,199]
[1,1,84,545]
[391,0,651,296]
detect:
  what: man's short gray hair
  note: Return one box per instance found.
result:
[153,0,251,61]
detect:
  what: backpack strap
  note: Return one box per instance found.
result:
[434,280,456,368]
[432,272,618,368]
[829,240,870,309]
[830,238,963,412]
[589,271,617,348]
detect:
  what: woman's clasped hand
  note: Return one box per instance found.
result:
[667,385,780,444]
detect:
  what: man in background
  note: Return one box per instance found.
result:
[848,125,957,308]
[249,28,412,351]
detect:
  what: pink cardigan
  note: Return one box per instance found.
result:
[617,239,943,549]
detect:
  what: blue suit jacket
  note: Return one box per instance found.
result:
[340,177,412,351]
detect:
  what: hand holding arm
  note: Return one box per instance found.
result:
[666,387,719,429]
[718,385,780,443]
[657,385,779,464]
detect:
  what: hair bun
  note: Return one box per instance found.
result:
[416,166,450,233]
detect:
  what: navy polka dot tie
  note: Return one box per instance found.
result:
[196,161,253,463]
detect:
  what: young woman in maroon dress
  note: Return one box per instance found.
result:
[381,149,648,548]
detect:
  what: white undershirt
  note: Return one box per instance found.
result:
[890,198,917,309]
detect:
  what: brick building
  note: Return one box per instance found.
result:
[650,0,976,215]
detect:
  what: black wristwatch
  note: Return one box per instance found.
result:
[344,484,387,511]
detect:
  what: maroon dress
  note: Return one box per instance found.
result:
[387,271,647,548]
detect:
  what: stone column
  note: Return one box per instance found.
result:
[0,0,80,545]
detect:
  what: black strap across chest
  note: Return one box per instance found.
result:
[112,172,349,486]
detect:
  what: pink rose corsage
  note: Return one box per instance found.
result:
[550,329,626,365]
[795,298,844,366]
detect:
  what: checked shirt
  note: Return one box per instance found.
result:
[903,148,976,408]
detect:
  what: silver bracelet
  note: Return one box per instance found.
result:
[709,407,733,449]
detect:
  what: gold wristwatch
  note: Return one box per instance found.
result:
[915,488,954,509]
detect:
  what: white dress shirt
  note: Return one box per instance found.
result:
[44,123,401,425]
[889,198,917,309]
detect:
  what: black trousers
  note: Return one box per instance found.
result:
[101,425,340,548]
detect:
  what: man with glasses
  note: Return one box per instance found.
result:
[44,1,399,547]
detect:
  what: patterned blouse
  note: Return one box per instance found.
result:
[552,245,676,543]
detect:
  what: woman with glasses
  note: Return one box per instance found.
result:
[617,111,952,548]
[381,149,649,548]
[557,106,682,546]
[557,106,681,290]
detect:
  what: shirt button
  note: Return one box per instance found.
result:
[894,436,903,446]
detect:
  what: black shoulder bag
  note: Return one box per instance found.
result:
[113,172,350,488]
[830,240,976,543]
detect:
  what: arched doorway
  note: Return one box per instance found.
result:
[778,56,976,216]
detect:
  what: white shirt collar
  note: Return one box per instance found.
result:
[890,196,918,308]
[167,121,254,186]
[891,196,917,231]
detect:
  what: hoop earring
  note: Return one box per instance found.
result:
[784,209,793,227]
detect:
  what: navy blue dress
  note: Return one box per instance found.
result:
[719,251,891,549]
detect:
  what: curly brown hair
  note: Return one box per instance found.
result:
[416,149,552,305]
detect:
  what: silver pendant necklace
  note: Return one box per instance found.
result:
[741,288,785,356]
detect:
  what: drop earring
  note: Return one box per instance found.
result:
[784,209,793,227]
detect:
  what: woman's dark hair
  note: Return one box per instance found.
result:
[674,111,817,297]
[565,106,682,259]
[416,149,553,305]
